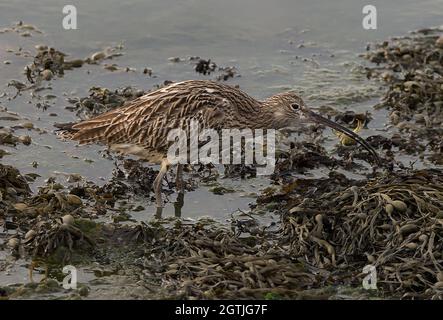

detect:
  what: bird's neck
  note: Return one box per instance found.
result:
[256,100,284,129]
[233,102,274,129]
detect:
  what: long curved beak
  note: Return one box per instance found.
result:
[304,109,381,165]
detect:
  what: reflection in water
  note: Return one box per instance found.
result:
[174,192,185,218]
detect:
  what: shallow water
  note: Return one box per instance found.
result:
[0,0,442,220]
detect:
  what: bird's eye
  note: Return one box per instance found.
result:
[291,103,300,110]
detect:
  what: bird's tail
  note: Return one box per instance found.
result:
[58,109,120,144]
[71,115,114,144]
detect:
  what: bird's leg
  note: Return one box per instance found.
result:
[153,159,170,218]
[174,164,185,217]
[28,260,37,283]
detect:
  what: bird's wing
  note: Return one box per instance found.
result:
[71,83,230,152]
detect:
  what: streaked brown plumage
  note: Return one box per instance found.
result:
[72,80,304,157]
[68,80,380,216]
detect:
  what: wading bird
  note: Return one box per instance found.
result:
[67,80,380,216]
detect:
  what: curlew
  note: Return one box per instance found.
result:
[67,80,380,216]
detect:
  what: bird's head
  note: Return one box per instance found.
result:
[264,91,307,126]
[264,91,381,165]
